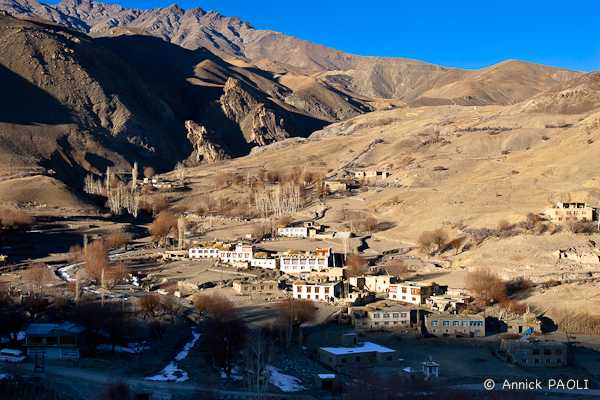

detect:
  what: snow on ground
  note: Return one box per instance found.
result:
[146,362,189,383]
[219,366,243,381]
[97,342,150,354]
[145,329,201,383]
[267,366,305,392]
[57,264,77,282]
[174,330,201,361]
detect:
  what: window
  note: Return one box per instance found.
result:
[315,287,321,293]
[443,321,450,327]
[383,313,390,318]
[453,321,460,326]
[401,287,407,293]
[324,287,330,294]
[431,320,438,327]
[46,336,58,345]
[373,313,381,318]
[392,313,400,318]
[400,313,407,318]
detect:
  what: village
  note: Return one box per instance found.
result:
[2,161,600,400]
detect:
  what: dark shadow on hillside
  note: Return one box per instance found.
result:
[95,35,328,157]
[0,65,73,125]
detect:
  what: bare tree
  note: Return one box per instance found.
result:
[84,240,109,284]
[464,268,507,305]
[22,263,52,296]
[139,293,161,318]
[447,236,467,255]
[384,259,410,278]
[0,207,34,229]
[175,162,186,185]
[197,294,248,378]
[143,166,155,179]
[104,231,131,250]
[149,211,177,245]
[242,329,272,393]
[276,298,317,346]
[346,254,368,277]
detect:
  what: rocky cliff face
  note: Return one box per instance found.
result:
[184,120,228,164]
[220,78,289,146]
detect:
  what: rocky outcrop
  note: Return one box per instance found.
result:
[185,120,228,164]
[220,78,289,146]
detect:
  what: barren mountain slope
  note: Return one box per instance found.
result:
[0,12,351,205]
[0,13,184,180]
[179,90,600,242]
[0,0,580,104]
[416,60,580,106]
[518,71,600,114]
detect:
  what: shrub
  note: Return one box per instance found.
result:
[506,277,534,296]
[568,221,596,234]
[149,211,177,242]
[464,268,507,305]
[143,166,155,178]
[0,207,33,229]
[346,254,368,277]
[104,231,131,250]
[418,228,448,255]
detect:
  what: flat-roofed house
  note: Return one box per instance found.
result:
[500,339,567,367]
[351,303,417,331]
[349,275,395,293]
[425,313,485,337]
[219,243,254,265]
[388,281,447,305]
[544,202,595,224]
[318,333,396,370]
[278,226,309,238]
[233,279,278,295]
[279,248,331,274]
[292,281,341,303]
[250,252,278,269]
[25,322,85,360]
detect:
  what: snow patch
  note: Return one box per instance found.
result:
[145,329,201,383]
[97,342,149,354]
[219,366,243,381]
[267,366,304,392]
[146,362,189,383]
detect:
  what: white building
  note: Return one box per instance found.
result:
[349,275,394,293]
[292,281,342,302]
[278,226,309,238]
[250,256,278,269]
[219,243,254,264]
[188,247,220,259]
[279,248,331,274]
[388,282,447,305]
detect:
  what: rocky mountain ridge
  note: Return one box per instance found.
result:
[1,0,581,104]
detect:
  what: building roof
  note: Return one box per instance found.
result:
[26,322,84,336]
[320,341,395,355]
